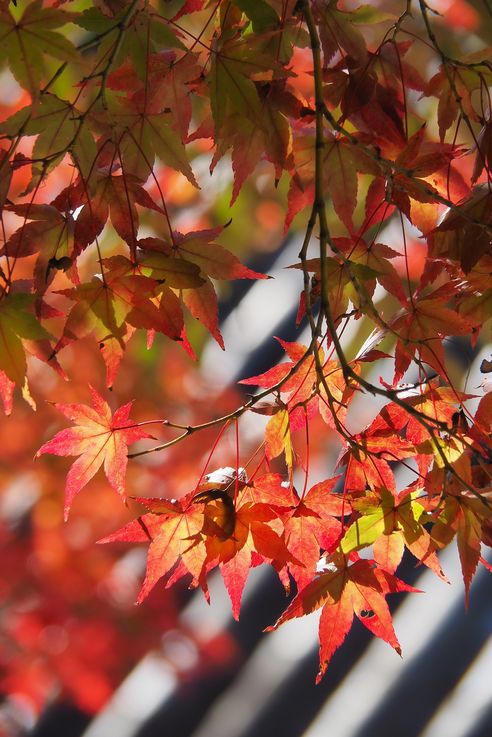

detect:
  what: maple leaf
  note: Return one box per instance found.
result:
[115,5,186,77]
[313,0,367,66]
[203,28,293,200]
[384,126,466,233]
[229,82,294,202]
[76,3,185,79]
[1,202,78,300]
[264,408,293,469]
[458,255,492,327]
[329,43,423,152]
[2,203,73,261]
[0,94,97,192]
[166,0,206,22]
[138,244,204,288]
[106,50,202,142]
[208,33,270,138]
[429,187,492,273]
[427,64,478,142]
[93,90,197,186]
[104,479,297,618]
[0,293,50,385]
[182,277,225,350]
[337,413,415,494]
[205,488,297,618]
[36,386,153,518]
[240,338,315,398]
[0,145,12,211]
[472,121,492,183]
[282,478,349,589]
[241,337,357,431]
[234,0,280,33]
[55,255,189,385]
[432,493,491,605]
[290,254,370,323]
[101,498,208,604]
[340,487,446,579]
[0,2,79,96]
[240,472,298,507]
[287,132,377,232]
[390,293,473,383]
[53,175,164,259]
[171,228,267,281]
[344,233,404,282]
[471,390,492,446]
[268,555,418,681]
[378,385,471,449]
[139,228,266,348]
[136,228,267,281]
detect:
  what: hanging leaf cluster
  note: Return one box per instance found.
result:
[2,0,492,683]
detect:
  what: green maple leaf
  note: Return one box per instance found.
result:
[0,1,79,96]
[341,488,446,579]
[0,293,50,384]
[76,5,185,81]
[233,0,279,33]
[209,39,262,136]
[314,0,368,65]
[118,6,185,79]
[122,111,198,186]
[208,33,289,142]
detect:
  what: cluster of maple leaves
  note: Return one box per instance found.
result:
[2,0,492,699]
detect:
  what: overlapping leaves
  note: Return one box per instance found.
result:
[2,0,492,685]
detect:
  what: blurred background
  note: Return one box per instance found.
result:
[1,1,492,736]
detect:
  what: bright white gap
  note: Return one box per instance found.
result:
[81,566,268,737]
[188,610,321,737]
[81,654,177,737]
[201,236,304,386]
[420,634,492,737]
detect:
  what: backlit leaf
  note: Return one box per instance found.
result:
[37,386,153,517]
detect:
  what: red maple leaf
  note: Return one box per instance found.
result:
[268,555,419,681]
[282,478,349,589]
[102,479,297,619]
[36,387,153,517]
